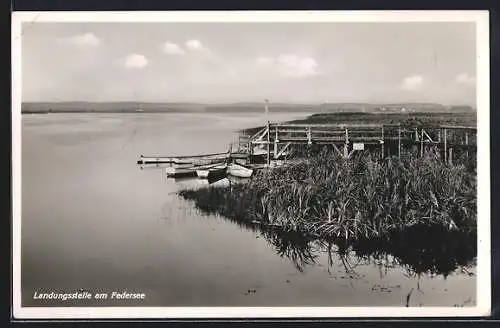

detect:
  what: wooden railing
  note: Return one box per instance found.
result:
[236,122,477,164]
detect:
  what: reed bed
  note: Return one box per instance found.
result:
[179,148,476,242]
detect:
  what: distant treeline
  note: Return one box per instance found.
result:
[21,102,476,114]
[241,111,477,135]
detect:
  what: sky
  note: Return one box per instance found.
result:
[21,22,477,105]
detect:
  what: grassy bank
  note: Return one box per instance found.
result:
[287,111,476,126]
[179,149,476,242]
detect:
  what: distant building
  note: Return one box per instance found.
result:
[376,105,413,112]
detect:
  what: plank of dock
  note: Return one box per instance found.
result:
[140,152,229,161]
[271,123,383,128]
[438,125,477,130]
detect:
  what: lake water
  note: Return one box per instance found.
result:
[21,112,476,307]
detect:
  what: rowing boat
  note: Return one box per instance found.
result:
[165,166,198,178]
[227,163,253,178]
[165,162,227,178]
[196,164,227,180]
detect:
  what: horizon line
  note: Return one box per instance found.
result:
[20,101,475,106]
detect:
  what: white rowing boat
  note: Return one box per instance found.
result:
[227,163,253,178]
[196,164,227,179]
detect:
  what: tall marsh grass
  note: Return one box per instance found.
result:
[179,148,476,242]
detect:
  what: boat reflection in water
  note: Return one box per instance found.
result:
[173,174,231,190]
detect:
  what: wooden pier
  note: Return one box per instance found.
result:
[233,122,477,165]
[138,122,477,172]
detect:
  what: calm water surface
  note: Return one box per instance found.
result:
[21,113,476,307]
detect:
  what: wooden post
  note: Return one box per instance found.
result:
[444,128,447,163]
[266,121,270,165]
[415,127,418,141]
[448,147,453,165]
[307,127,312,145]
[465,132,469,160]
[398,126,401,158]
[381,125,385,158]
[343,127,349,159]
[438,130,441,143]
[273,126,278,159]
[420,128,424,157]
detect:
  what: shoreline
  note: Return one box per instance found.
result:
[21,109,475,115]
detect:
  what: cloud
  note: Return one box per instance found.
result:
[65,33,101,47]
[162,42,185,55]
[401,75,424,90]
[256,54,321,78]
[455,73,476,85]
[185,39,210,52]
[277,55,320,78]
[123,54,148,69]
[256,56,274,65]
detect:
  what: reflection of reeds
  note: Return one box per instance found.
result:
[264,231,318,272]
[352,223,477,277]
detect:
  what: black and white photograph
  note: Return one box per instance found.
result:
[12,11,490,318]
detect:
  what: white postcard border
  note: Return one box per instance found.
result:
[11,10,491,319]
